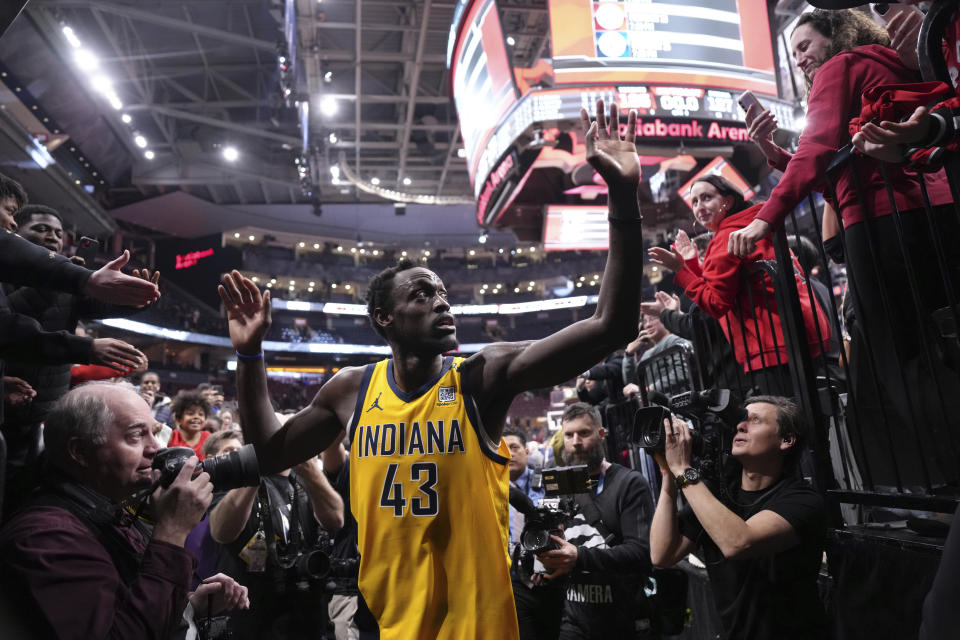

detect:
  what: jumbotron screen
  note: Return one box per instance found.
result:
[549,0,777,95]
[449,0,519,184]
[449,0,793,224]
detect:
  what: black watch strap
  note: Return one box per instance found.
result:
[675,467,700,490]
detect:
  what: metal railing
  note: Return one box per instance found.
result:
[603,3,960,524]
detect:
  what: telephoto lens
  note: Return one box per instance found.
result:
[153,444,261,490]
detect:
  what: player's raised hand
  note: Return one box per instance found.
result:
[580,98,640,197]
[218,270,271,355]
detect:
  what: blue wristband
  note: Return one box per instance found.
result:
[235,351,264,360]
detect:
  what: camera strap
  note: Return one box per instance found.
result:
[31,480,148,585]
[259,474,307,570]
[574,466,627,545]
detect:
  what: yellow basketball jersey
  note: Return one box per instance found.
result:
[348,356,519,640]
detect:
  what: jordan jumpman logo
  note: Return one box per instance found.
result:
[366,392,384,412]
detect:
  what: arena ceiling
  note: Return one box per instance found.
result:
[0,0,809,240]
[2,0,548,208]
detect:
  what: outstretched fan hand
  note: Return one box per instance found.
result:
[580,99,641,197]
[218,270,272,355]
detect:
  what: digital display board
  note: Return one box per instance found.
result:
[471,84,795,199]
[450,0,520,183]
[549,0,777,95]
[155,234,241,309]
[677,155,755,209]
[542,205,610,251]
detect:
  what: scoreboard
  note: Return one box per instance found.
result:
[550,0,777,94]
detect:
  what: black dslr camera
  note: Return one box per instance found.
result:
[276,546,333,593]
[275,523,359,594]
[152,445,261,490]
[631,389,746,481]
[518,465,592,557]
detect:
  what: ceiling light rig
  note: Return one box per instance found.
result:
[336,152,473,205]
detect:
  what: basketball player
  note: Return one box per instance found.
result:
[218,100,643,640]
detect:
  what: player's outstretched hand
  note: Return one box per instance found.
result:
[580,98,640,197]
[219,270,272,356]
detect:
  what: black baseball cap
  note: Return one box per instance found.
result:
[806,1,869,8]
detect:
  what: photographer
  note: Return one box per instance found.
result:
[650,396,827,639]
[319,439,377,640]
[505,426,561,640]
[208,442,344,640]
[538,403,655,639]
[0,381,222,639]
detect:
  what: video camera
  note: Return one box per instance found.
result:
[516,465,592,558]
[630,389,746,481]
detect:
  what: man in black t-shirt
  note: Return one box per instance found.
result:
[650,395,827,640]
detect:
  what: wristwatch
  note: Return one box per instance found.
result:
[675,467,701,490]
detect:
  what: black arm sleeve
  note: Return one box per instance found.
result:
[0,308,95,365]
[0,231,92,293]
[586,354,624,381]
[659,309,695,341]
[576,469,653,575]
[622,352,638,386]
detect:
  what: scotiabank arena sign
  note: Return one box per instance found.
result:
[625,118,750,143]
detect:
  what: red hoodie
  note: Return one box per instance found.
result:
[675,204,831,373]
[755,45,953,230]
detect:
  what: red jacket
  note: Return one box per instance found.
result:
[675,204,830,373]
[755,45,953,230]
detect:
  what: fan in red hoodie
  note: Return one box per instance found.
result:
[650,175,829,396]
[730,8,960,486]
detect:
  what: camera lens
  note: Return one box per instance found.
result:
[522,529,550,553]
[199,444,260,490]
[297,549,331,580]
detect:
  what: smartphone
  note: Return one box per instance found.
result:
[871,3,911,24]
[738,90,762,115]
[76,236,100,265]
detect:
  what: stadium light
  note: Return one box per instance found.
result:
[320,95,338,117]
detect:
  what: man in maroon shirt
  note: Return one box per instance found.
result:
[0,381,214,639]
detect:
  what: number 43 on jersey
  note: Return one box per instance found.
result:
[379,462,439,517]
